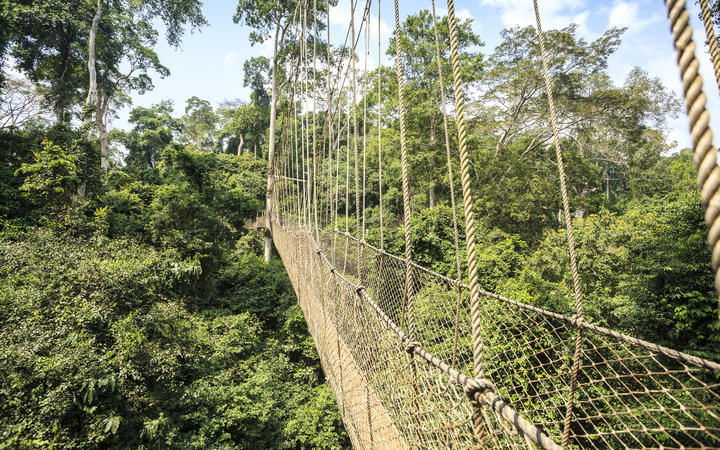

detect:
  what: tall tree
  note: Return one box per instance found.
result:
[387,10,482,208]
[181,96,217,149]
[217,100,269,157]
[122,100,181,170]
[234,0,333,262]
[468,25,680,238]
[7,0,92,121]
[243,56,271,108]
[84,0,206,169]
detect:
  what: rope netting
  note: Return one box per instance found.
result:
[262,0,720,447]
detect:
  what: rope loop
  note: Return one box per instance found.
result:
[404,340,422,354]
[570,314,586,329]
[464,377,496,400]
[355,285,367,296]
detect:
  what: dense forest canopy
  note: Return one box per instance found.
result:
[0,0,719,447]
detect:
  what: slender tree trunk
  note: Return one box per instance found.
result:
[264,19,288,263]
[237,134,244,156]
[428,155,436,208]
[429,118,437,208]
[86,0,103,109]
[604,163,610,201]
[96,94,110,169]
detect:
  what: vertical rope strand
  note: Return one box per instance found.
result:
[665,0,720,321]
[326,0,334,238]
[700,0,720,95]
[313,0,320,242]
[532,1,585,447]
[392,1,422,445]
[351,0,363,283]
[445,0,487,441]
[393,0,414,347]
[377,0,384,250]
[430,0,464,370]
[362,4,369,242]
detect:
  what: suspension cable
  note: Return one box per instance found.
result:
[532,1,585,446]
[665,0,720,321]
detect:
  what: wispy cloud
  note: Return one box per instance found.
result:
[224,52,237,64]
[607,0,659,32]
[479,0,589,34]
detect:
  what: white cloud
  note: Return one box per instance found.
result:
[457,8,480,30]
[607,0,658,32]
[608,1,638,29]
[479,0,589,33]
[329,2,352,27]
[224,52,237,64]
[367,12,392,40]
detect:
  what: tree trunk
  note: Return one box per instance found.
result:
[96,94,110,170]
[428,118,437,208]
[85,0,103,109]
[237,134,244,156]
[604,163,610,201]
[428,155,436,208]
[264,19,288,263]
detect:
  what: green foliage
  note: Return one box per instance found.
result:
[121,100,180,170]
[15,139,80,206]
[502,189,719,359]
[5,124,101,225]
[7,0,92,119]
[0,224,348,448]
[0,97,345,448]
[181,96,218,148]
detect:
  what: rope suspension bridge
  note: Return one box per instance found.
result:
[252,0,720,447]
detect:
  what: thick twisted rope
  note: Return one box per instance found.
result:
[392,1,422,442]
[392,0,415,342]
[532,1,586,447]
[666,0,720,322]
[351,0,363,284]
[430,0,465,372]
[378,0,384,249]
[444,0,487,441]
[700,0,720,96]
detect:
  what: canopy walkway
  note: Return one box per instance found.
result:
[257,0,720,447]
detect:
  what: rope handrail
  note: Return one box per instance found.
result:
[265,0,720,446]
[279,217,561,448]
[307,222,720,373]
[271,214,720,448]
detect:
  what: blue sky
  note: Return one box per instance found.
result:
[112,0,720,151]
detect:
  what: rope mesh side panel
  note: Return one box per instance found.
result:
[260,0,720,447]
[268,218,720,449]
